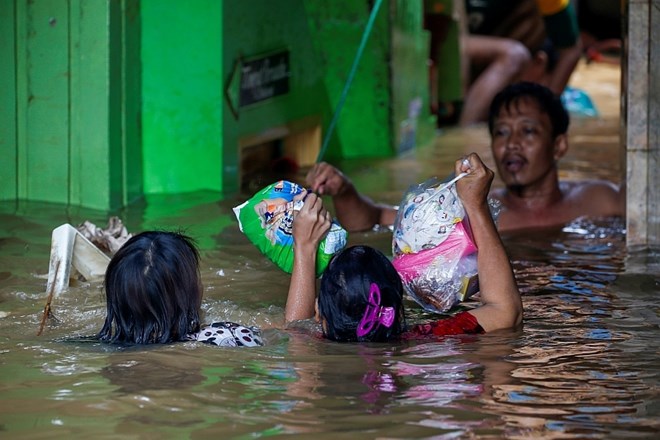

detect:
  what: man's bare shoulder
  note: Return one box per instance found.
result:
[562,179,625,216]
[563,179,621,198]
[493,179,625,232]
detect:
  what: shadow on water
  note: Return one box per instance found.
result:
[1,75,659,438]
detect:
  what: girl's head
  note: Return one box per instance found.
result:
[318,245,406,342]
[98,231,203,344]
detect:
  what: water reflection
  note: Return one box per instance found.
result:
[101,348,206,394]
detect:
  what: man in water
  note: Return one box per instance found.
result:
[306,82,625,233]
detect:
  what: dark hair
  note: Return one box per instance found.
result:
[488,81,569,138]
[318,245,406,342]
[98,231,203,344]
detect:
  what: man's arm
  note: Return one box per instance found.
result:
[457,154,523,331]
[460,34,531,125]
[306,162,397,232]
[544,44,582,95]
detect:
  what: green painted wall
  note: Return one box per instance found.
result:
[219,0,432,190]
[16,0,70,204]
[141,0,223,195]
[0,0,141,211]
[220,0,329,191]
[1,0,439,209]
[0,0,18,202]
[301,0,392,161]
[391,0,433,152]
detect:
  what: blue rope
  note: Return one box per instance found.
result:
[316,0,384,163]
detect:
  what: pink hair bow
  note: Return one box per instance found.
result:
[356,283,395,337]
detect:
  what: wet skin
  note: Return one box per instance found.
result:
[490,97,565,199]
[305,96,624,233]
[489,97,623,231]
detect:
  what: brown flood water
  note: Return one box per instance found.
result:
[0,62,658,439]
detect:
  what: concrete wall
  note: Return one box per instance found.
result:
[624,0,660,249]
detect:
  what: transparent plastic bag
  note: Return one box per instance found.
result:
[391,175,479,313]
[393,175,467,256]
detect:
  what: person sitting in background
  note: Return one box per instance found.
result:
[424,0,582,126]
[449,0,582,126]
[98,230,263,347]
[305,82,624,233]
[286,154,522,341]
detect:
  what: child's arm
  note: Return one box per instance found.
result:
[285,193,332,323]
[306,162,397,232]
[456,153,523,331]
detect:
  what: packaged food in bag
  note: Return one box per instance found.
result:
[393,220,479,312]
[233,180,347,276]
[391,174,479,313]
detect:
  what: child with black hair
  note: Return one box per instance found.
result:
[286,153,522,342]
[99,230,263,347]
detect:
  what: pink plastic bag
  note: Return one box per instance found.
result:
[391,175,480,313]
[392,220,478,313]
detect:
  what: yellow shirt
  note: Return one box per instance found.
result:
[536,0,570,16]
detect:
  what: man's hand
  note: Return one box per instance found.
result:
[306,162,352,197]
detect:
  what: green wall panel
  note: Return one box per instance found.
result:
[69,0,140,210]
[391,0,433,153]
[0,0,18,200]
[221,0,328,191]
[17,0,70,203]
[121,0,143,205]
[69,0,117,209]
[2,0,140,211]
[141,0,223,195]
[303,0,392,161]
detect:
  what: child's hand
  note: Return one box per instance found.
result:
[305,162,351,197]
[287,192,329,323]
[455,153,494,211]
[292,192,332,249]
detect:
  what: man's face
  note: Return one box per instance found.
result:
[490,97,560,188]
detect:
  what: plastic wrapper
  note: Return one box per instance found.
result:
[233,180,347,276]
[392,175,467,256]
[393,221,478,312]
[391,175,479,313]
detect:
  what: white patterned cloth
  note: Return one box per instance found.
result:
[187,322,263,347]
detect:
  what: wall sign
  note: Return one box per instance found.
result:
[226,50,290,118]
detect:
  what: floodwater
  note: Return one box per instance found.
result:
[1,62,659,439]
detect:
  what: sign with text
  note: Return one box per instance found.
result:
[239,51,290,107]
